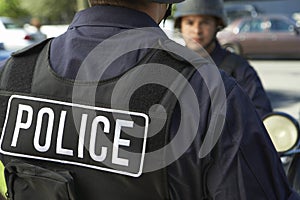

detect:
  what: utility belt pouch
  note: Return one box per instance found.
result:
[4,160,76,200]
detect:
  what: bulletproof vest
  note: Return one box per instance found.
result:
[0,39,196,200]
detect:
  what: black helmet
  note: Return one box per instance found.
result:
[174,0,227,28]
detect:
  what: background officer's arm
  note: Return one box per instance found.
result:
[234,62,272,119]
[206,83,298,199]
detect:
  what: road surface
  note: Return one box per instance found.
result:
[250,59,300,120]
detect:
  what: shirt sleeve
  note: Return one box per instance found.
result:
[206,83,299,199]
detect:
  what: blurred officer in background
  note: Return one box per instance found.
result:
[0,0,298,199]
[28,17,47,42]
[174,0,272,119]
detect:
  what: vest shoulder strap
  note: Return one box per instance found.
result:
[0,38,52,93]
[219,51,245,76]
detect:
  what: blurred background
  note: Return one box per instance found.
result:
[0,0,86,25]
[0,0,88,53]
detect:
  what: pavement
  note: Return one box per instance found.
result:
[250,59,300,121]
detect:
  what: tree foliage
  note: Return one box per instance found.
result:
[20,0,79,24]
[0,0,29,19]
[77,0,89,11]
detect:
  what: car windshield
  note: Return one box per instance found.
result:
[0,17,23,29]
[3,22,22,29]
[240,19,264,32]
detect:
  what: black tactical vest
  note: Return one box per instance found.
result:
[0,39,196,200]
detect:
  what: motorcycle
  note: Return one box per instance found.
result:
[263,112,300,193]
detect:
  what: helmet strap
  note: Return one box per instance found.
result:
[162,4,172,26]
[204,21,223,51]
[203,31,218,53]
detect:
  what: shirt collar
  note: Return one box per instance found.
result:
[69,5,159,29]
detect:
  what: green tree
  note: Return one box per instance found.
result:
[77,0,89,11]
[0,0,29,19]
[21,0,79,24]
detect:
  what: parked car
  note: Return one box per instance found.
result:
[0,16,46,52]
[217,14,300,59]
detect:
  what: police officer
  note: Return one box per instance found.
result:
[0,0,299,199]
[174,0,272,119]
[29,17,47,42]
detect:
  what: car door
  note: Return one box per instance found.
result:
[267,17,300,57]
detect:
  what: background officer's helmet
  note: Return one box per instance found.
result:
[174,0,227,29]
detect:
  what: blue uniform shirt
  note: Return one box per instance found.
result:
[211,42,273,118]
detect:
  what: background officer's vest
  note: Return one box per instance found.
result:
[0,39,196,200]
[219,51,245,76]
